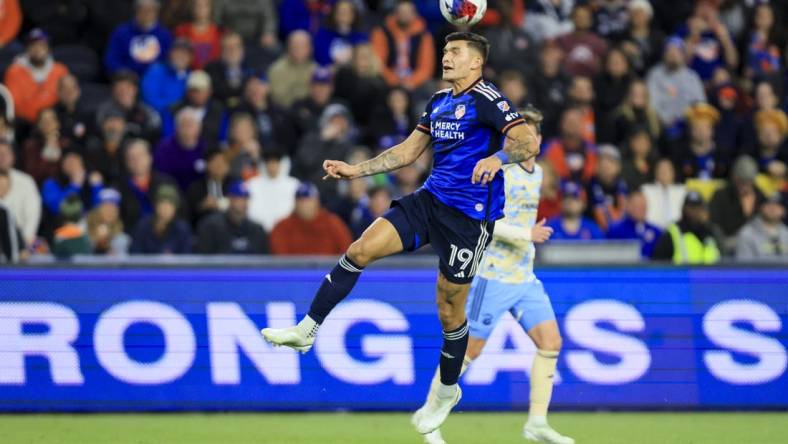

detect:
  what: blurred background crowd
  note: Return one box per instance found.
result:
[0,0,787,264]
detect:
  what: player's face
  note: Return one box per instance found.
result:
[442,41,478,81]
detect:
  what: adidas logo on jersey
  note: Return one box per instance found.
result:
[454,271,465,278]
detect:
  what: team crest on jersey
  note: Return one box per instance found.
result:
[497,101,510,112]
[454,104,466,119]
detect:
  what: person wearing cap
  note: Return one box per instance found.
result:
[204,32,249,108]
[709,155,766,254]
[247,149,299,232]
[736,192,788,260]
[675,102,729,180]
[751,108,788,172]
[117,138,182,234]
[174,0,222,70]
[96,69,162,143]
[646,36,706,130]
[85,109,128,186]
[50,193,92,258]
[546,181,604,240]
[614,0,664,75]
[87,188,130,255]
[154,107,206,192]
[130,183,192,254]
[229,71,295,151]
[196,180,268,255]
[3,28,69,123]
[710,82,743,156]
[607,190,662,259]
[186,148,230,227]
[290,66,340,136]
[141,38,193,115]
[268,30,318,108]
[588,144,628,232]
[269,182,352,255]
[105,0,173,76]
[163,69,225,143]
[0,139,41,246]
[652,190,721,264]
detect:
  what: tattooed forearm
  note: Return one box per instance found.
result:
[502,133,539,163]
[355,147,409,177]
[498,123,540,164]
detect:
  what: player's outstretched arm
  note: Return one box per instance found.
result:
[323,129,431,180]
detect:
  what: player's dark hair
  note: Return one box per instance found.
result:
[520,104,544,135]
[445,32,490,64]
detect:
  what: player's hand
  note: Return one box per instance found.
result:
[472,155,503,185]
[531,219,553,244]
[322,160,359,180]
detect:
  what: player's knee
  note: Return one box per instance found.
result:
[537,333,562,352]
[436,300,460,328]
[346,239,374,267]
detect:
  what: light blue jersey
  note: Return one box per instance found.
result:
[466,163,556,339]
[478,163,542,284]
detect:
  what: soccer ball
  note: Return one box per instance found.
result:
[440,0,487,26]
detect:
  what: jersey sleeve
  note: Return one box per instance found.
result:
[474,92,525,135]
[416,95,435,135]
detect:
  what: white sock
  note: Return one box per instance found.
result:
[436,383,457,399]
[527,415,547,426]
[298,315,320,338]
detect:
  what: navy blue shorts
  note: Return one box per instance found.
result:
[384,189,495,284]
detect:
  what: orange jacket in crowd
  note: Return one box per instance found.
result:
[370,14,435,90]
[270,208,353,255]
[4,57,69,123]
[542,138,599,184]
[0,0,22,47]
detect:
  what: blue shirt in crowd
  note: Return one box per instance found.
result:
[606,216,663,258]
[546,217,605,240]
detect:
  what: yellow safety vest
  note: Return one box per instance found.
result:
[667,224,720,265]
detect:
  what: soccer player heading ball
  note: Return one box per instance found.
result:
[262,32,540,436]
[420,106,575,444]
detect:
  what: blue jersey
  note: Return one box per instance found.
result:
[416,78,524,221]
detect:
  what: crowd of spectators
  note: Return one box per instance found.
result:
[0,0,787,264]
